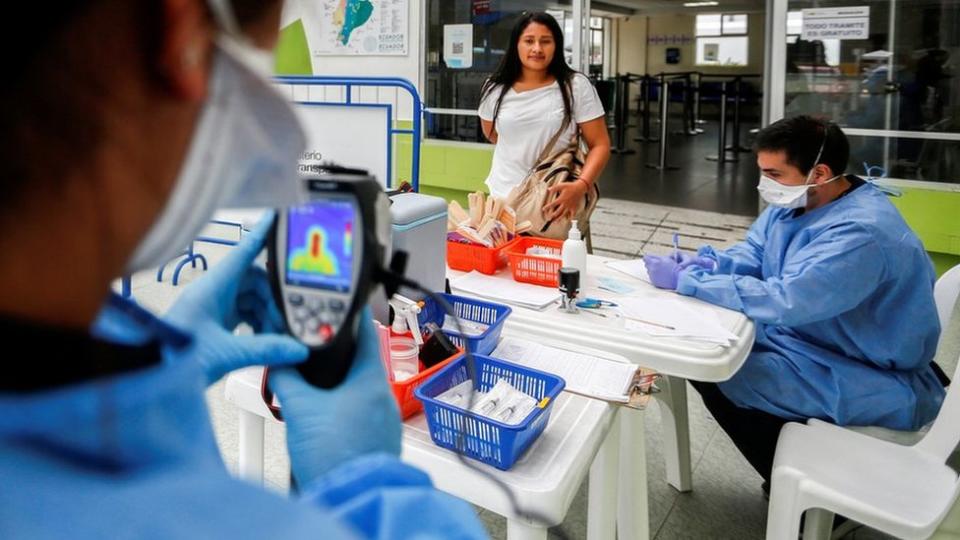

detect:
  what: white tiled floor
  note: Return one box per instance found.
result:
[588,199,753,261]
[123,201,933,540]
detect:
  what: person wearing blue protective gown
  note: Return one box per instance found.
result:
[0,1,487,538]
[0,291,486,539]
[643,116,946,486]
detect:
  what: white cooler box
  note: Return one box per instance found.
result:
[372,191,448,322]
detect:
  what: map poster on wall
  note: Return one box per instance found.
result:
[299,0,408,56]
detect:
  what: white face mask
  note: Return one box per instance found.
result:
[125,2,306,272]
[756,135,841,210]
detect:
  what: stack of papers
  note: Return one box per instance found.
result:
[493,337,638,402]
[616,295,739,346]
[450,271,561,310]
[604,258,651,283]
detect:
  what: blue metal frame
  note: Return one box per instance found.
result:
[274,76,423,191]
[155,220,245,287]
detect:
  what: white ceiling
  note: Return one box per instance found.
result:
[598,0,767,15]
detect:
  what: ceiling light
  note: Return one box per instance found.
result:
[684,1,719,6]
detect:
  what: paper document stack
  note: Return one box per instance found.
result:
[616,295,739,346]
[451,271,561,310]
[493,337,642,403]
[603,258,651,283]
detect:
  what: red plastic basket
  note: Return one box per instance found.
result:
[505,237,565,287]
[447,237,518,275]
[390,351,462,419]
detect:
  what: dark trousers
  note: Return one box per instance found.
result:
[689,380,790,484]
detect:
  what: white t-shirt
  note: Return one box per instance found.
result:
[478,74,605,199]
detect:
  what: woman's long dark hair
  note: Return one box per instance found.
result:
[479,12,577,132]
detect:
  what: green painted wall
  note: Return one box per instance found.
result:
[890,187,960,255]
[391,119,492,206]
[889,187,960,277]
[395,138,491,195]
[931,252,960,277]
[275,21,312,75]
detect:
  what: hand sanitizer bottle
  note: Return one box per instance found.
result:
[562,220,587,282]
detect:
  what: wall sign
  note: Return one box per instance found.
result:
[666,48,681,64]
[443,24,473,69]
[647,35,693,46]
[801,7,870,41]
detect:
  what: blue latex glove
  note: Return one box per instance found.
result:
[269,307,402,487]
[163,212,309,385]
[644,254,682,290]
[677,254,718,272]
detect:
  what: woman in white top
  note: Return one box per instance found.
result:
[478,12,611,223]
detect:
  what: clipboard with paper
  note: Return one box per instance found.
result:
[492,336,660,410]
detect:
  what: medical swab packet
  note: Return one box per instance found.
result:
[470,379,538,426]
[525,246,561,258]
[435,379,475,408]
[470,380,509,415]
[441,314,488,337]
[493,388,538,425]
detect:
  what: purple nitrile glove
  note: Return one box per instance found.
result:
[673,251,695,265]
[678,254,718,272]
[643,254,682,290]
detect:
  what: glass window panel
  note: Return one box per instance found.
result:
[696,14,723,37]
[696,36,749,66]
[590,29,603,66]
[722,14,748,35]
[562,12,574,66]
[425,112,484,143]
[785,0,960,140]
[846,134,960,185]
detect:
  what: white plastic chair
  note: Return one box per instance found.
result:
[935,264,960,375]
[765,264,960,540]
[765,405,960,540]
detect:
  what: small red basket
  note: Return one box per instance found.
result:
[505,237,565,287]
[390,351,462,419]
[447,237,518,275]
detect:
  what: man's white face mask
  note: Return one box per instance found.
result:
[125,0,306,272]
[756,135,841,210]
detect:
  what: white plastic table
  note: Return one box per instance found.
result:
[225,359,623,540]
[448,254,756,540]
[402,358,621,540]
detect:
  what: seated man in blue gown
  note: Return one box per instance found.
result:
[644,115,947,487]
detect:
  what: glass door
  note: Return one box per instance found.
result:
[767,0,960,187]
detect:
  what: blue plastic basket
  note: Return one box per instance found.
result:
[418,294,511,356]
[414,354,565,471]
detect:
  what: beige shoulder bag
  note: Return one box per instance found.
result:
[505,128,600,240]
